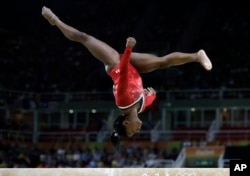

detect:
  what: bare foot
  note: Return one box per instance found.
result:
[41,6,58,26]
[198,49,212,71]
[126,37,136,48]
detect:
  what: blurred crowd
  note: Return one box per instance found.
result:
[0,1,250,93]
[0,141,179,168]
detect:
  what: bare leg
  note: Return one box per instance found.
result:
[41,6,120,72]
[130,50,212,73]
[41,6,212,74]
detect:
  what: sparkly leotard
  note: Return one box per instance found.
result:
[108,47,156,113]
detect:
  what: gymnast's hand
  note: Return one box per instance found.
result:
[144,87,156,96]
[126,37,136,48]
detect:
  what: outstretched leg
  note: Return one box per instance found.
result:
[41,6,120,72]
[130,50,212,73]
[42,6,212,74]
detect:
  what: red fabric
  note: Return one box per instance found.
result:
[108,47,156,113]
[141,93,156,112]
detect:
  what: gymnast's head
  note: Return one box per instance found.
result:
[110,113,142,148]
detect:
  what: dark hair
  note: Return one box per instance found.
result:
[110,114,127,150]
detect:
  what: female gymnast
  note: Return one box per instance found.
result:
[41,6,212,148]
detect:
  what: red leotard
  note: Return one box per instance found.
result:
[108,47,156,113]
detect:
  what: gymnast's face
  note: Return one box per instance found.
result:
[122,114,142,137]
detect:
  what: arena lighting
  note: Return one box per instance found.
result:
[91,109,97,113]
[223,107,228,112]
[68,109,74,114]
[190,107,196,112]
